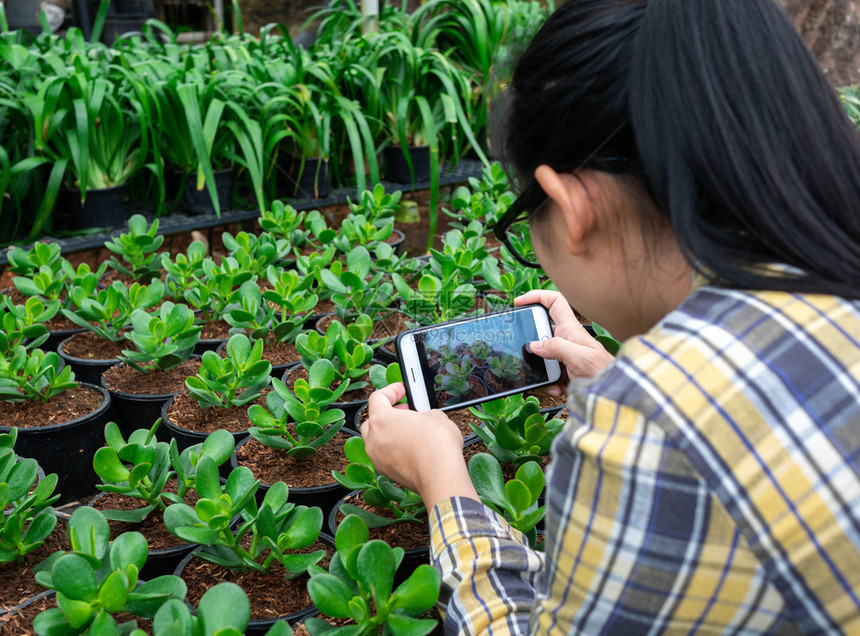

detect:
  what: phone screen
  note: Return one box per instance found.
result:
[407,308,553,409]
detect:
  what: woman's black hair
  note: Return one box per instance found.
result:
[498,0,860,298]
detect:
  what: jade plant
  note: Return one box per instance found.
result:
[104,214,165,283]
[142,582,292,636]
[222,230,289,277]
[0,428,60,564]
[182,255,255,324]
[468,395,565,466]
[469,341,493,366]
[346,183,402,223]
[305,514,441,636]
[163,463,326,577]
[248,360,348,460]
[5,241,64,278]
[487,353,523,382]
[0,346,77,403]
[13,258,105,311]
[426,223,490,285]
[93,420,235,522]
[185,333,273,409]
[258,200,310,249]
[0,296,57,353]
[333,437,425,528]
[467,453,545,549]
[330,213,395,254]
[319,246,396,321]
[263,266,320,344]
[33,507,187,636]
[119,302,202,373]
[482,256,556,310]
[161,241,208,300]
[295,317,375,393]
[61,279,165,344]
[392,272,479,326]
[434,356,475,402]
[222,280,277,340]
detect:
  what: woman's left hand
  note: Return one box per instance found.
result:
[363,383,479,510]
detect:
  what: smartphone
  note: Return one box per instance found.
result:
[396,304,563,411]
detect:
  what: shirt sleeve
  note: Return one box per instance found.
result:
[430,496,545,636]
[430,392,792,635]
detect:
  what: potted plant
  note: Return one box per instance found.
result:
[483,352,526,393]
[434,355,487,407]
[305,514,441,635]
[101,302,202,437]
[317,246,397,323]
[58,279,164,385]
[259,266,320,370]
[468,394,565,467]
[237,359,354,517]
[0,344,111,502]
[163,333,273,450]
[164,463,327,628]
[33,506,187,635]
[102,214,165,285]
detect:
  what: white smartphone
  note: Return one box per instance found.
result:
[395,304,563,411]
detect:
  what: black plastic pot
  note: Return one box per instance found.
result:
[388,228,406,256]
[57,184,128,231]
[5,0,40,32]
[229,432,357,519]
[57,335,119,386]
[100,363,193,440]
[281,156,331,199]
[161,395,249,458]
[327,491,430,587]
[183,167,234,214]
[40,326,87,355]
[384,145,431,184]
[1,383,112,504]
[173,549,319,633]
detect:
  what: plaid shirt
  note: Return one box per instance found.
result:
[430,285,860,634]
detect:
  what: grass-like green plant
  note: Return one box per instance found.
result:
[0,346,77,403]
[248,360,348,459]
[333,437,425,528]
[0,428,60,564]
[468,394,564,466]
[34,507,187,635]
[164,463,326,577]
[305,514,441,636]
[185,333,273,409]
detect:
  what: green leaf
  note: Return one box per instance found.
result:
[386,614,439,636]
[56,591,94,630]
[53,553,98,602]
[110,531,148,573]
[356,540,395,605]
[198,582,250,634]
[68,506,110,559]
[391,564,441,612]
[99,570,130,613]
[307,573,355,619]
[504,479,533,514]
[124,575,187,618]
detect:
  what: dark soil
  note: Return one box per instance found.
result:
[285,366,373,403]
[235,434,352,489]
[91,479,200,552]
[179,538,333,622]
[316,310,410,344]
[101,359,201,395]
[0,521,68,613]
[483,369,525,394]
[218,334,300,368]
[524,389,568,409]
[0,385,104,427]
[199,319,232,341]
[165,391,267,434]
[60,331,125,361]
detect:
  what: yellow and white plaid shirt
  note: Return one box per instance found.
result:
[431,285,860,634]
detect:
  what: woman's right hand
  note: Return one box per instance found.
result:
[515,290,616,394]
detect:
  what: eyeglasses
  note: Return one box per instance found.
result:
[493,157,630,269]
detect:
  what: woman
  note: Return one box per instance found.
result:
[364,0,860,633]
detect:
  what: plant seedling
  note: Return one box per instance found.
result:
[0,428,60,564]
[468,395,564,466]
[104,214,165,283]
[467,453,545,549]
[469,341,493,366]
[487,353,523,382]
[120,302,202,374]
[426,223,489,285]
[318,246,396,320]
[61,279,164,343]
[33,507,187,635]
[160,240,208,300]
[0,296,57,354]
[258,200,310,249]
[346,183,402,223]
[434,356,475,400]
[392,272,479,326]
[331,213,395,254]
[0,346,77,403]
[333,437,425,527]
[183,255,255,323]
[6,241,63,277]
[295,318,375,393]
[93,420,235,522]
[482,256,556,310]
[248,360,348,459]
[222,230,289,277]
[263,266,319,344]
[185,333,273,409]
[163,463,326,577]
[222,280,277,340]
[305,514,440,636]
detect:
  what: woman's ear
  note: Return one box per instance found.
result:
[534,165,596,255]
